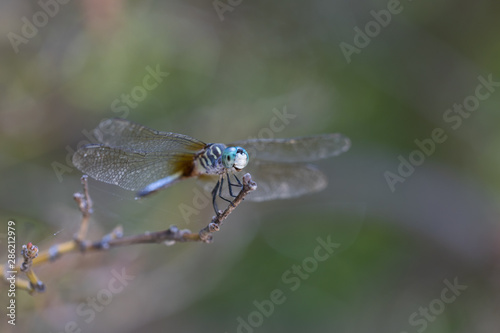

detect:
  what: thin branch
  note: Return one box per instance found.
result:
[74,175,92,242]
[1,174,257,294]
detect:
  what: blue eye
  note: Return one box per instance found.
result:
[222,147,237,168]
[222,146,249,170]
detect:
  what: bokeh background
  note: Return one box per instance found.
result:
[1,0,499,332]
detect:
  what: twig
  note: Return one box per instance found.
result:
[20,243,45,293]
[0,174,257,294]
[74,175,92,242]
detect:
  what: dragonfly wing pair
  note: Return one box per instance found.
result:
[72,118,206,193]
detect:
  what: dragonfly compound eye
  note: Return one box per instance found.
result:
[222,146,249,170]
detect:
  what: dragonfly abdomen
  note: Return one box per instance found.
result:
[195,143,226,175]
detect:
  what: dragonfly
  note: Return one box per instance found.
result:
[72,118,351,213]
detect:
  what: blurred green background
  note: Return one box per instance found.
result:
[1,1,499,332]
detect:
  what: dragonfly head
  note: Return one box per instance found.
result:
[222,146,249,171]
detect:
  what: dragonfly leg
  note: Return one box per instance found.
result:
[211,179,220,214]
[233,174,243,186]
[212,175,237,214]
[227,174,237,197]
[227,174,243,197]
[218,175,235,208]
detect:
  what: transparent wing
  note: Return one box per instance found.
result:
[73,118,207,191]
[199,161,327,202]
[244,161,328,201]
[94,118,206,152]
[72,144,193,191]
[229,133,350,163]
